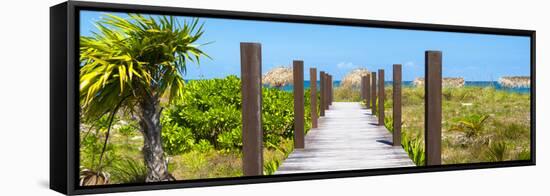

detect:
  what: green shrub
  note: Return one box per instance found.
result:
[449,114,490,138]
[401,131,425,166]
[161,75,314,155]
[109,158,147,184]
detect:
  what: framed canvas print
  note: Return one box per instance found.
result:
[50,1,535,195]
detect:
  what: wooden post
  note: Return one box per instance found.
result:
[325,73,329,110]
[393,64,402,146]
[425,51,442,166]
[320,71,325,116]
[240,43,263,176]
[371,72,377,114]
[293,61,305,149]
[366,74,371,109]
[310,68,318,128]
[378,69,385,126]
[329,75,333,105]
[361,76,366,106]
[361,76,365,100]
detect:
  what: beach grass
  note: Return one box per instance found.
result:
[382,86,531,164]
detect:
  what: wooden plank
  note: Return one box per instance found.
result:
[393,64,402,146]
[275,102,415,174]
[294,60,305,149]
[371,72,377,114]
[310,68,318,128]
[320,71,325,116]
[425,51,442,166]
[378,69,385,126]
[240,43,263,176]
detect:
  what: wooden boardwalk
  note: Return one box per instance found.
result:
[275,102,415,174]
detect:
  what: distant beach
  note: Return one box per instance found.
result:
[268,81,530,94]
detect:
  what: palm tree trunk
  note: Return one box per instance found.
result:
[138,95,172,182]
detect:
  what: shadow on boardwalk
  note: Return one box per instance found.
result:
[275,102,415,174]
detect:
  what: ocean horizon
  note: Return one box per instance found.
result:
[275,81,530,94]
[185,79,530,94]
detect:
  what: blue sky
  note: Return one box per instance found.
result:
[80,10,530,81]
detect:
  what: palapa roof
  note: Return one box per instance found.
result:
[262,66,293,87]
[413,77,465,88]
[340,68,370,89]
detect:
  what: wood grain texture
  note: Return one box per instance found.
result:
[293,60,305,149]
[320,71,325,116]
[425,51,442,166]
[393,64,402,146]
[310,68,318,128]
[378,70,384,126]
[240,43,263,176]
[275,102,414,174]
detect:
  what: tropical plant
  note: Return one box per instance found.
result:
[485,140,508,161]
[449,114,490,138]
[401,131,425,166]
[79,13,209,182]
[384,116,394,133]
[109,158,147,184]
[80,168,110,186]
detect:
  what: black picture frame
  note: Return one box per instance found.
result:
[50,1,536,195]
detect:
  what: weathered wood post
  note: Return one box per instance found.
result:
[425,51,442,166]
[240,43,263,176]
[371,71,377,114]
[310,68,318,128]
[361,76,367,107]
[329,74,333,105]
[366,74,371,109]
[293,60,305,149]
[325,73,330,110]
[393,64,402,146]
[320,71,326,116]
[361,76,365,100]
[378,69,385,125]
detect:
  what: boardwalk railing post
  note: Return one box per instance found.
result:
[323,73,330,110]
[325,73,330,110]
[361,76,365,100]
[378,69,385,126]
[425,51,442,166]
[366,74,371,109]
[240,43,263,176]
[293,61,305,149]
[361,76,367,107]
[310,68,318,128]
[393,64,402,146]
[329,75,333,105]
[371,71,377,115]
[320,71,326,116]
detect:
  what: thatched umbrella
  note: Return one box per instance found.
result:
[499,76,530,88]
[263,66,293,88]
[413,77,465,88]
[340,68,370,89]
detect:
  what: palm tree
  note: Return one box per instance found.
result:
[80,14,209,182]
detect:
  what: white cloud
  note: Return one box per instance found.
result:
[404,61,417,69]
[336,62,356,69]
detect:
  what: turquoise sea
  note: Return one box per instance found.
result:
[274,81,530,94]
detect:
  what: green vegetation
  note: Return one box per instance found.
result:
[79,13,209,182]
[381,86,530,165]
[80,76,316,184]
[334,86,361,102]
